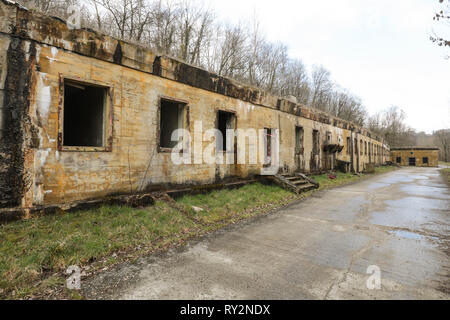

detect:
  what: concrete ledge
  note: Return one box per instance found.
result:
[164,179,257,199]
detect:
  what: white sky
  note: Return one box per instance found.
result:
[206,0,450,133]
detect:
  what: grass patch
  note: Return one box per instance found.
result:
[177,183,294,225]
[0,166,398,299]
[0,202,194,298]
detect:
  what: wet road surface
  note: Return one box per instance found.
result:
[83,167,450,300]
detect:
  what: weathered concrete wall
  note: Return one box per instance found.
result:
[0,0,390,208]
[22,46,389,206]
[391,149,439,167]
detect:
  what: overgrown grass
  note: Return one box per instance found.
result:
[311,166,397,190]
[0,166,398,299]
[0,184,293,299]
[177,183,294,225]
[0,202,193,298]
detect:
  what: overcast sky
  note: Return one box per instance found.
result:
[206,0,450,133]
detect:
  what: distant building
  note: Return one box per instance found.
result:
[391,147,440,167]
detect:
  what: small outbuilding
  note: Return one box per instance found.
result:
[391,147,440,167]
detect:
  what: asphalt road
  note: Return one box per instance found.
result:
[83,167,450,300]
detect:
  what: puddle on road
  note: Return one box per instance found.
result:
[389,230,439,241]
[400,185,450,199]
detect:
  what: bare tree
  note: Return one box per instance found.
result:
[277,59,311,105]
[130,0,153,42]
[20,0,380,128]
[174,1,214,65]
[329,89,367,126]
[207,23,249,78]
[19,0,82,17]
[368,106,416,146]
[434,129,450,162]
[246,14,266,87]
[91,0,153,41]
[92,0,130,39]
[367,112,384,136]
[431,0,450,48]
[90,0,103,30]
[147,0,178,55]
[310,65,334,111]
[256,42,288,92]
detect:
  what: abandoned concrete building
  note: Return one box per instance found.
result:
[391,147,440,167]
[0,0,390,213]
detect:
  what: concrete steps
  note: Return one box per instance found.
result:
[269,173,319,195]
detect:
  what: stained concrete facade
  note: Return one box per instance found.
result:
[391,148,439,167]
[0,0,390,210]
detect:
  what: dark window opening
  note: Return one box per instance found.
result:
[311,130,321,172]
[409,157,416,166]
[217,111,236,152]
[313,130,320,155]
[264,128,273,165]
[160,99,186,149]
[396,157,401,164]
[63,81,107,147]
[295,127,304,154]
[423,157,429,164]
